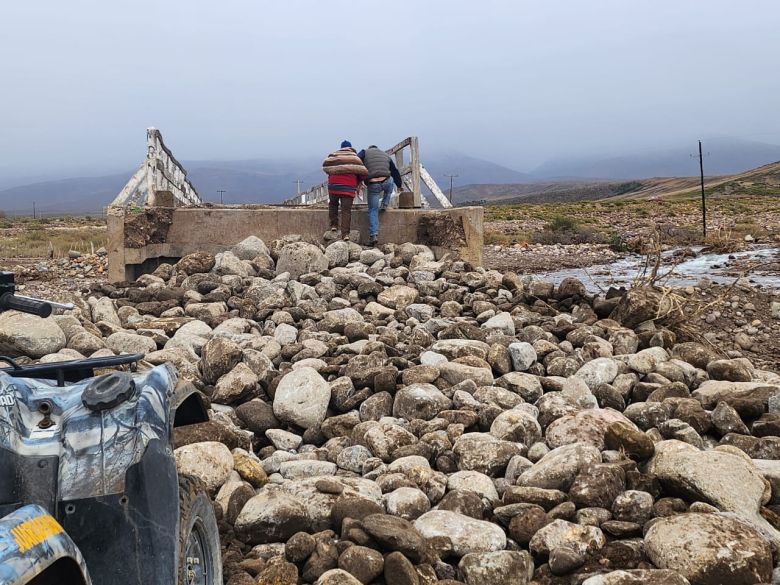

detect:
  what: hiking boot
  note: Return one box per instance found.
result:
[380,201,388,212]
[342,234,350,241]
[368,235,378,246]
[330,226,338,232]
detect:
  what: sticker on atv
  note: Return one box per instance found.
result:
[0,394,14,407]
[11,514,64,552]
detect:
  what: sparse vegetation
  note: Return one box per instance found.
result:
[484,194,780,250]
[608,232,630,252]
[0,215,107,259]
[546,215,579,232]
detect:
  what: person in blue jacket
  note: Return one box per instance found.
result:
[358,145,403,246]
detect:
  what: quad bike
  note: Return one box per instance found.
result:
[0,272,222,585]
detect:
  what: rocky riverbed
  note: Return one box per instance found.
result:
[2,234,780,585]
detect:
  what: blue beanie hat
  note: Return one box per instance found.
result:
[340,140,352,148]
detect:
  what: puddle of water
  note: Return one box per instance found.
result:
[538,246,780,292]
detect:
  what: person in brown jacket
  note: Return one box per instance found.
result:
[323,140,368,240]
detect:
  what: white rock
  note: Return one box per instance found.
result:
[447,471,500,504]
[438,362,494,387]
[213,362,258,404]
[265,428,303,451]
[336,445,373,473]
[315,570,363,585]
[213,251,252,277]
[644,513,772,585]
[232,235,270,261]
[174,441,233,494]
[0,312,67,358]
[647,440,779,547]
[545,408,637,450]
[529,519,606,557]
[459,551,534,585]
[508,342,537,371]
[490,408,542,446]
[281,477,382,532]
[106,331,157,355]
[393,383,452,421]
[383,487,431,520]
[364,302,395,318]
[483,312,516,336]
[421,351,448,366]
[377,285,419,309]
[574,358,619,390]
[627,347,669,374]
[325,241,350,268]
[92,297,121,326]
[234,488,311,544]
[414,510,506,556]
[519,443,602,491]
[273,367,331,429]
[279,460,337,479]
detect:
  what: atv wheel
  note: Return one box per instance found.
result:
[178,475,222,585]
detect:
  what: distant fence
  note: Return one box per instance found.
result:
[282,137,452,208]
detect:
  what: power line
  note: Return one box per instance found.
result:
[216,189,226,204]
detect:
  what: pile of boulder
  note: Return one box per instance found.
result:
[2,234,780,585]
[13,247,108,282]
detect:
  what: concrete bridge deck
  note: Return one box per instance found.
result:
[107,204,483,282]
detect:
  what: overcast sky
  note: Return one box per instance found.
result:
[1,0,779,182]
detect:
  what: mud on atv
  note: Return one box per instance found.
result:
[0,272,222,585]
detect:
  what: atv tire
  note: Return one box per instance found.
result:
[178,475,222,585]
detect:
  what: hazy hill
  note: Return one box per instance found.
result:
[0,173,130,215]
[456,159,780,205]
[2,138,780,214]
[454,180,643,205]
[423,153,532,186]
[0,153,530,214]
[531,138,780,179]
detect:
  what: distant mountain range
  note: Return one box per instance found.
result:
[531,137,780,179]
[0,153,533,214]
[1,137,779,214]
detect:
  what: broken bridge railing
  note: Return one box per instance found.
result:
[111,128,201,208]
[282,137,452,208]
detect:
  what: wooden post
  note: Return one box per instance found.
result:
[698,140,706,238]
[145,129,157,207]
[410,136,422,207]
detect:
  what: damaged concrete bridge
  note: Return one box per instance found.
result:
[107,129,483,283]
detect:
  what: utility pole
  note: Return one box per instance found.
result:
[293,179,302,196]
[32,202,36,219]
[217,189,226,204]
[690,141,709,238]
[443,174,459,202]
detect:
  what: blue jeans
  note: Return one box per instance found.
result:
[367,177,394,237]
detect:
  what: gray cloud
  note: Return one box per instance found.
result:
[1,0,778,180]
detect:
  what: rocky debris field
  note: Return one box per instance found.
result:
[484,243,622,274]
[3,234,780,585]
[6,248,108,301]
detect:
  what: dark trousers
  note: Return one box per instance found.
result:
[328,195,353,236]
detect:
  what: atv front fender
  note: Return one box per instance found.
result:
[0,504,91,585]
[171,378,209,427]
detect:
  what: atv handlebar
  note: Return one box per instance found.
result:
[0,292,53,318]
[0,272,74,318]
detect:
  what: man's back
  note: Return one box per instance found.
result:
[361,146,391,180]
